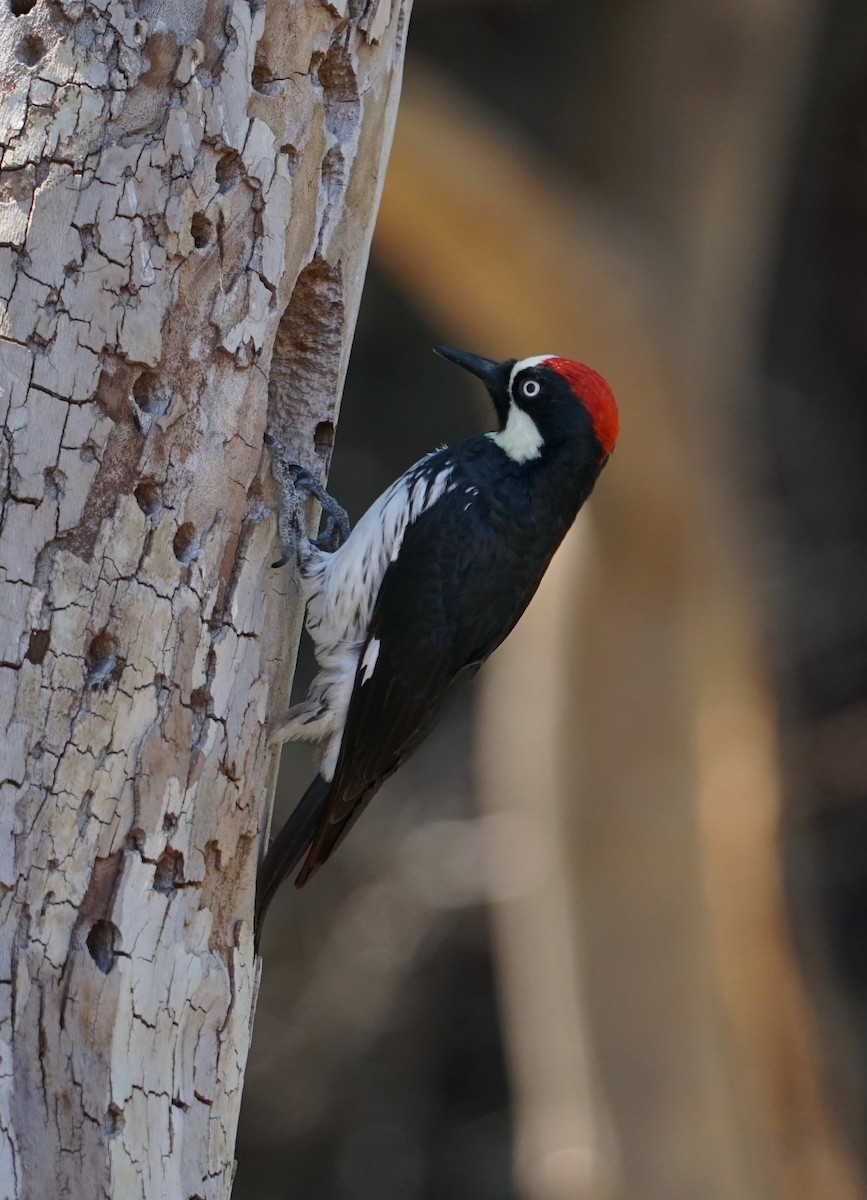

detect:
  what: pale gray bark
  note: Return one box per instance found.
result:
[0,1,410,1195]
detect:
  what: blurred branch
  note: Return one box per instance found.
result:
[477,529,617,1200]
[374,29,863,1200]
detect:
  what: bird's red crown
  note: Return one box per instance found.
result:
[546,358,619,458]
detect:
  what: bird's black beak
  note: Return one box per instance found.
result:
[434,345,503,387]
[434,346,514,427]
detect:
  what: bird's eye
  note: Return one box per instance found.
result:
[520,378,541,399]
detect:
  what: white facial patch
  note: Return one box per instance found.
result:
[508,354,556,392]
[360,637,380,684]
[488,404,544,463]
[488,355,557,463]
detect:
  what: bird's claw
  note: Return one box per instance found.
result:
[312,505,351,552]
[264,432,350,565]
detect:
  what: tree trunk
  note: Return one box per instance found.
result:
[0,1,410,1195]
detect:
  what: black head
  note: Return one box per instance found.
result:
[434,346,619,464]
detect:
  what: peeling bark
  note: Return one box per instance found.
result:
[0,0,411,1195]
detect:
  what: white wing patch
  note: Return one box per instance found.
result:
[307,456,455,647]
[487,404,543,463]
[289,456,456,777]
[389,466,454,561]
[360,637,380,684]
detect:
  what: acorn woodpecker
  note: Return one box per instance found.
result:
[255,347,619,936]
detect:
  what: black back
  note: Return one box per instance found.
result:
[294,433,604,884]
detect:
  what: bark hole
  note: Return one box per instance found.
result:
[16,33,44,65]
[280,143,299,173]
[173,522,200,564]
[268,257,344,438]
[105,1104,125,1138]
[26,629,49,664]
[153,848,185,895]
[132,370,173,418]
[43,465,65,500]
[320,146,346,208]
[86,920,118,974]
[143,212,168,247]
[134,478,162,516]
[215,150,243,192]
[86,631,119,690]
[318,40,360,144]
[252,57,279,96]
[78,223,97,254]
[314,420,334,455]
[8,0,37,13]
[219,758,239,782]
[190,212,213,248]
[77,790,94,837]
[0,169,34,206]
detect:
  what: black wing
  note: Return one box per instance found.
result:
[294,476,547,884]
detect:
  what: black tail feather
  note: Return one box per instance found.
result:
[293,781,381,888]
[255,774,330,947]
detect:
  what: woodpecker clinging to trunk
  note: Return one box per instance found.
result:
[255,346,619,939]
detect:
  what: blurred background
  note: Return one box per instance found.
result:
[237,1,867,1197]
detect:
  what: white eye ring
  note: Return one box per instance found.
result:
[521,378,541,398]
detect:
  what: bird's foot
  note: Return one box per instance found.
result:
[265,433,350,565]
[268,697,329,745]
